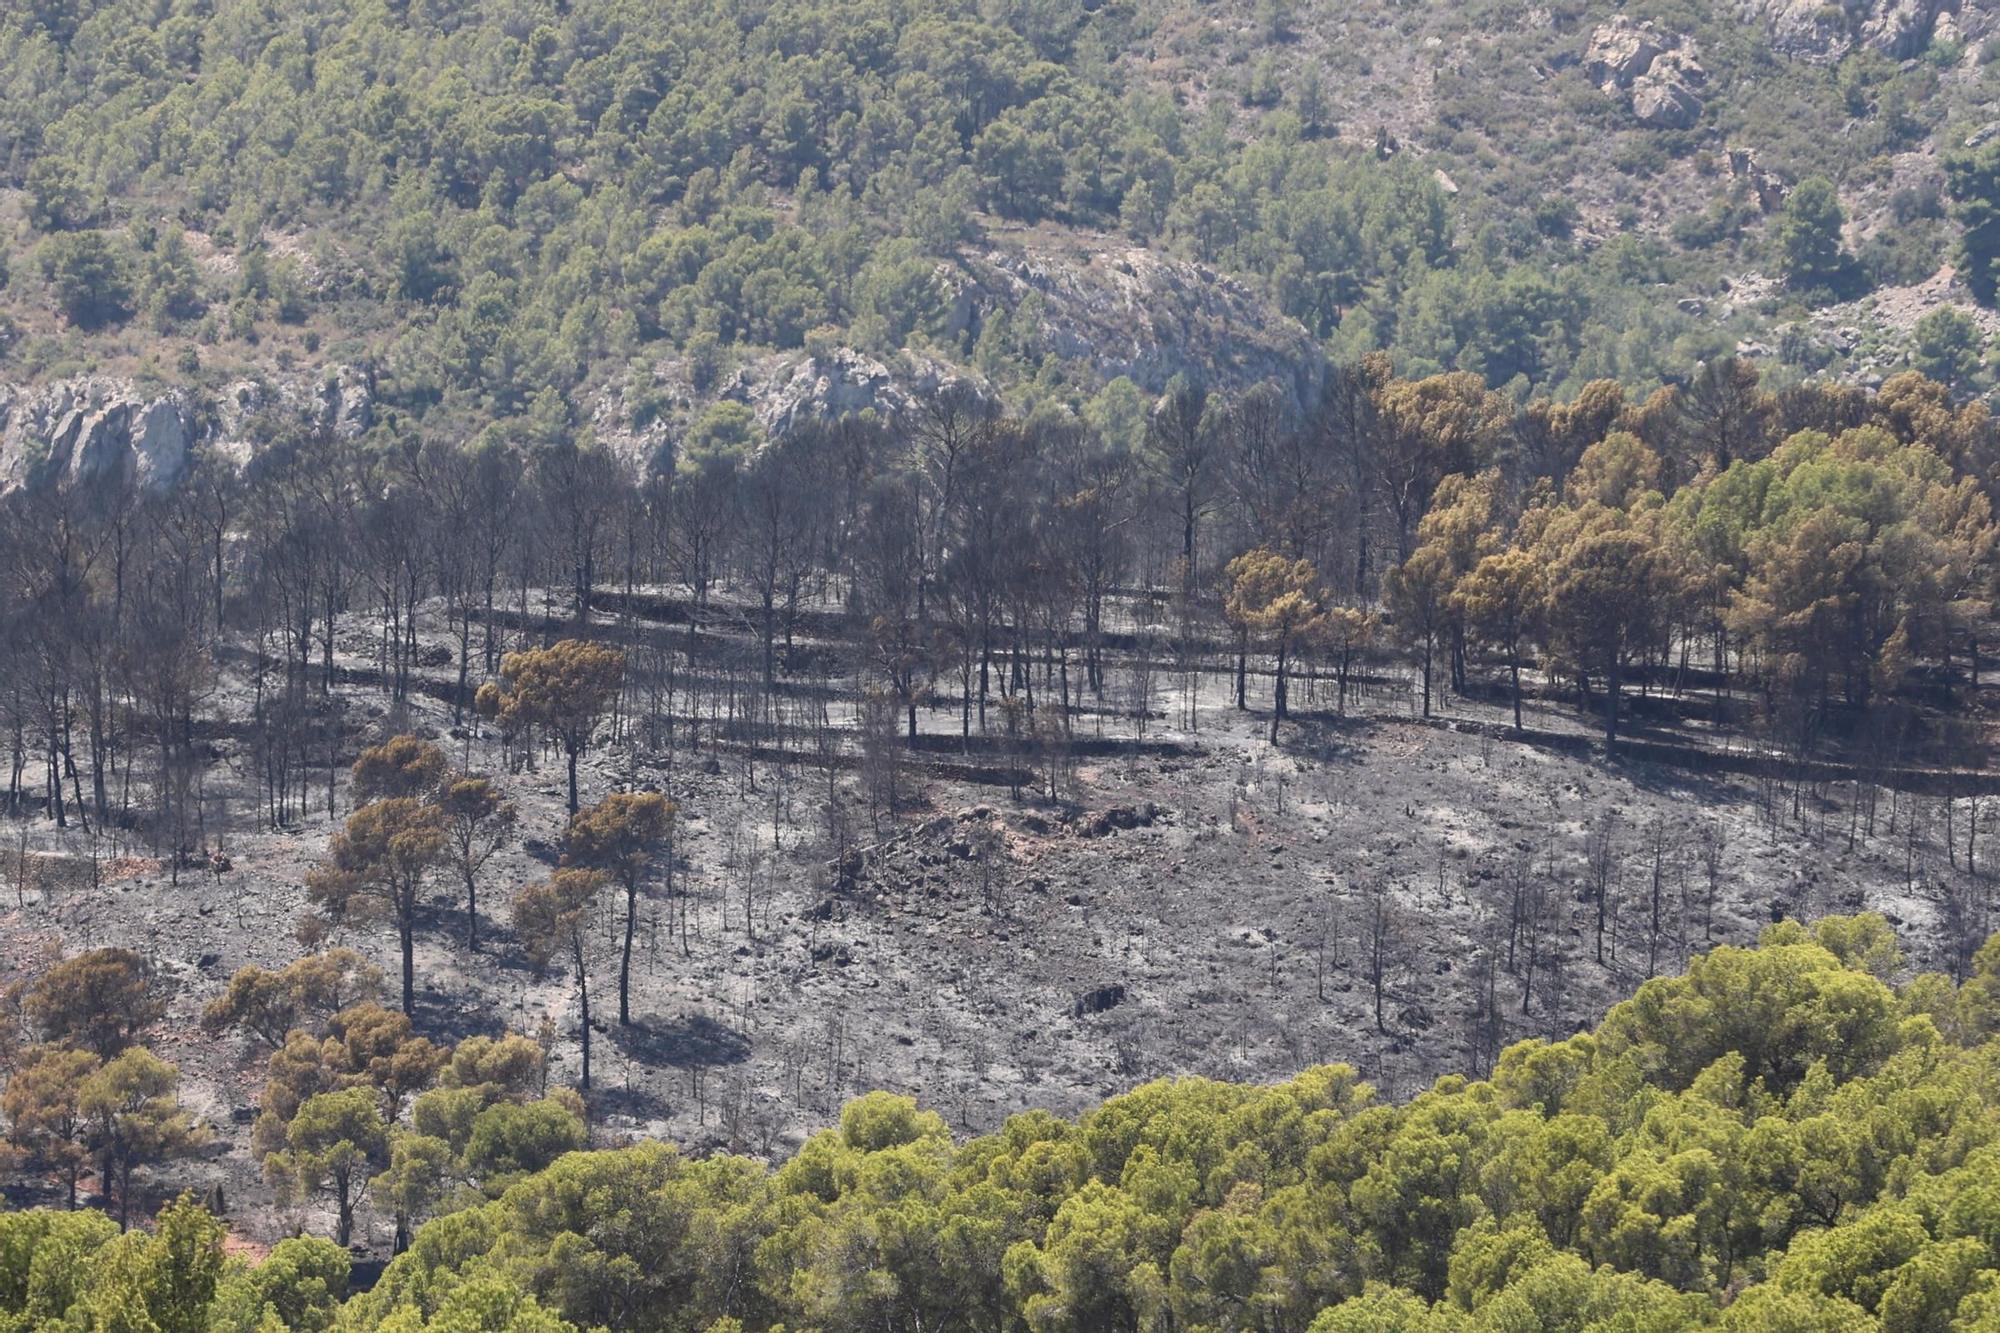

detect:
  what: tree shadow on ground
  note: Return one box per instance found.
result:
[1279,712,1371,762]
[411,990,510,1044]
[588,1081,673,1123]
[609,1011,752,1070]
[412,898,513,946]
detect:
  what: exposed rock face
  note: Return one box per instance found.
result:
[1630,67,1704,129]
[0,379,197,493]
[130,399,195,489]
[210,365,373,451]
[0,365,374,494]
[722,347,982,439]
[1749,0,1855,60]
[1584,19,1706,130]
[738,349,911,436]
[954,242,1325,410]
[590,347,986,469]
[1584,19,1666,87]
[8,231,1319,489]
[593,237,1325,465]
[320,366,375,440]
[1738,0,1965,62]
[1862,0,1951,55]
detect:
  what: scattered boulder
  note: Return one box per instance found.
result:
[1583,19,1705,129]
[1630,66,1704,129]
[1584,18,1666,87]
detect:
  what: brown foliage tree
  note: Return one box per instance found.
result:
[513,869,608,1090]
[2,1044,99,1206]
[80,1047,207,1229]
[23,948,164,1057]
[351,734,449,806]
[305,799,449,1016]
[438,774,517,952]
[202,949,384,1048]
[564,791,675,1026]
[494,640,625,814]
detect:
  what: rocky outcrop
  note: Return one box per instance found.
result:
[1797,267,2000,384]
[694,346,982,442]
[593,347,986,468]
[1584,19,1668,87]
[0,365,374,494]
[1584,20,1706,130]
[1630,67,1704,129]
[1862,0,1952,56]
[1726,147,1790,214]
[0,380,198,493]
[1747,0,1855,60]
[210,365,373,452]
[745,348,976,436]
[953,241,1325,410]
[1737,0,1966,62]
[593,237,1325,464]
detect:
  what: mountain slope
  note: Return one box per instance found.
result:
[0,0,1994,473]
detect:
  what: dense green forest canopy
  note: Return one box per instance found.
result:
[2,0,1996,428]
[17,916,2000,1330]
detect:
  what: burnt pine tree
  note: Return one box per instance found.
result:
[495,640,625,815]
[563,791,675,1026]
[513,869,608,1090]
[305,798,448,1015]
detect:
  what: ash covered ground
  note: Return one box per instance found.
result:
[1,593,1985,1248]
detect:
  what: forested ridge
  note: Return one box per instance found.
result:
[16,917,2000,1330]
[2,0,1999,426]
